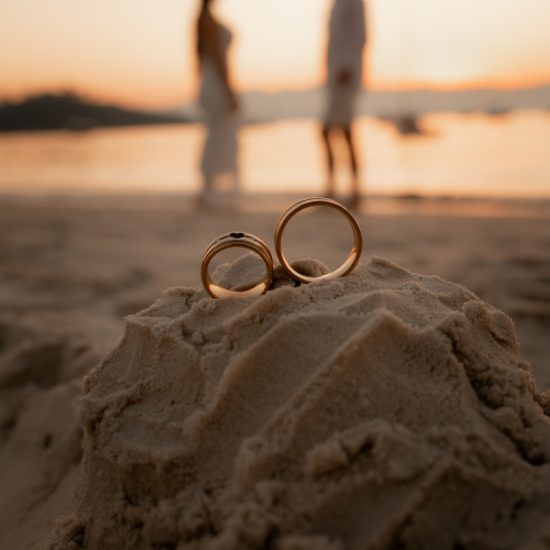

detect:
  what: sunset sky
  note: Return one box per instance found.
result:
[1,0,550,109]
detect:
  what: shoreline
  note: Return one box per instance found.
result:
[1,191,549,219]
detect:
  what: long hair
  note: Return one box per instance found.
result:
[196,0,212,59]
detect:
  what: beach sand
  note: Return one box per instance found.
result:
[0,195,549,548]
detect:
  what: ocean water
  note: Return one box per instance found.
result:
[0,111,549,201]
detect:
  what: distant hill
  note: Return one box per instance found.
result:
[0,93,188,133]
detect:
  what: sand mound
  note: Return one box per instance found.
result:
[49,258,550,549]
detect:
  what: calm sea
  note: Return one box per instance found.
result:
[0,111,549,203]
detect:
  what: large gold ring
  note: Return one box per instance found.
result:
[274,197,363,284]
[201,232,273,298]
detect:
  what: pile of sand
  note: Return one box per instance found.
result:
[48,257,550,549]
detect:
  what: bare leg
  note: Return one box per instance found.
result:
[197,176,214,209]
[321,125,336,199]
[198,122,215,208]
[343,125,361,208]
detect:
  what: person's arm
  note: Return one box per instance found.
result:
[334,1,366,85]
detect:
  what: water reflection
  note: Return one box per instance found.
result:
[0,111,549,199]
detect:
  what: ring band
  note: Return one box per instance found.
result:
[274,197,363,284]
[201,232,274,298]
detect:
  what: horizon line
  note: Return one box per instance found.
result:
[2,79,550,111]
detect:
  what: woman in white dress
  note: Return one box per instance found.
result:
[196,0,240,207]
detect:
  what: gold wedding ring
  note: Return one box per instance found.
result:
[201,232,273,299]
[274,197,363,284]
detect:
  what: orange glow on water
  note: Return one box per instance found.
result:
[1,113,549,199]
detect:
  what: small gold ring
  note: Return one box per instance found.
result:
[201,232,274,298]
[274,197,363,284]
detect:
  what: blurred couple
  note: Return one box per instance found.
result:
[195,0,367,208]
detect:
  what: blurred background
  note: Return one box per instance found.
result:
[1,0,550,201]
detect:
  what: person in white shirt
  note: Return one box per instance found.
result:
[321,0,367,208]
